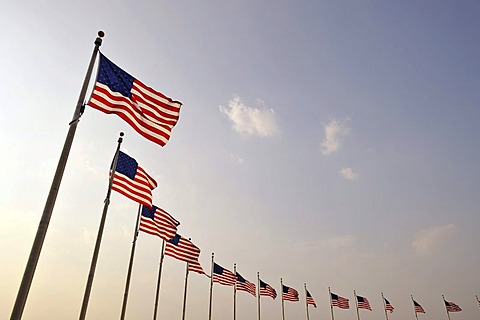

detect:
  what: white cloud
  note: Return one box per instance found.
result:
[340,167,359,180]
[412,224,456,255]
[220,96,279,137]
[320,118,350,155]
[290,235,356,252]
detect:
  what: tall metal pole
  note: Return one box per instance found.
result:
[354,290,360,320]
[120,204,142,320]
[257,272,261,320]
[10,30,104,320]
[280,278,285,320]
[411,296,419,320]
[381,292,389,320]
[304,283,310,320]
[442,295,451,320]
[233,263,237,320]
[181,260,190,320]
[79,132,124,320]
[328,287,335,320]
[153,240,166,320]
[208,253,214,320]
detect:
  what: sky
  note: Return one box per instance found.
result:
[1,1,480,319]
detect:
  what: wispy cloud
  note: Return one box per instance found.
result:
[412,224,456,255]
[320,118,350,155]
[220,95,279,137]
[340,167,359,180]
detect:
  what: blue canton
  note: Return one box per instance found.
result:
[97,53,134,98]
[141,205,157,220]
[116,151,138,179]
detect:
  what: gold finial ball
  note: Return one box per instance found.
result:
[98,31,105,38]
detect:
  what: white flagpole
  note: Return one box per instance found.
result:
[120,204,142,320]
[442,295,451,320]
[354,290,361,320]
[257,272,261,320]
[304,283,310,320]
[328,287,335,320]
[181,258,190,320]
[208,253,214,320]
[411,295,419,320]
[280,278,285,320]
[79,132,124,320]
[153,240,165,320]
[233,263,237,320]
[11,31,104,320]
[381,292,389,320]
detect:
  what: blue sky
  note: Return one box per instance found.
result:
[1,1,479,319]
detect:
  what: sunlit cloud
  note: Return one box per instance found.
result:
[340,167,359,180]
[320,118,350,155]
[220,95,279,137]
[412,224,456,255]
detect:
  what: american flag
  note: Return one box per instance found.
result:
[356,295,372,311]
[112,151,157,208]
[89,53,182,147]
[212,263,236,286]
[331,293,349,309]
[477,295,480,309]
[235,272,256,296]
[259,279,277,300]
[188,260,207,276]
[444,300,462,312]
[413,299,425,313]
[164,234,200,264]
[384,297,394,313]
[139,205,179,241]
[282,284,299,302]
[306,289,317,308]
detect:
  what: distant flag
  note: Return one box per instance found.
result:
[139,205,179,241]
[413,299,425,313]
[282,285,299,302]
[477,295,480,309]
[165,234,200,264]
[188,260,207,276]
[331,293,349,309]
[444,299,462,312]
[306,289,317,308]
[212,263,236,286]
[384,297,394,313]
[235,272,256,296]
[112,151,157,208]
[89,53,183,147]
[259,279,277,299]
[356,295,372,311]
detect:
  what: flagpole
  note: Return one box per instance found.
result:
[304,283,310,320]
[442,295,451,320]
[477,295,480,310]
[411,295,419,320]
[79,132,124,320]
[208,253,214,320]
[354,290,360,320]
[10,30,104,320]
[181,258,190,320]
[381,292,389,320]
[328,287,335,320]
[233,263,237,320]
[120,204,142,320]
[280,278,285,320]
[257,272,261,320]
[153,240,166,320]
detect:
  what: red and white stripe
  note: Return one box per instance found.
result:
[259,281,277,300]
[357,296,372,311]
[445,300,462,312]
[331,294,349,309]
[282,286,299,302]
[165,236,200,263]
[139,207,179,241]
[384,298,394,313]
[236,275,256,297]
[112,165,157,208]
[89,81,181,147]
[306,290,317,308]
[188,260,207,275]
[213,264,236,286]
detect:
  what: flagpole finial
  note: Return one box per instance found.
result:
[98,30,105,38]
[118,132,124,143]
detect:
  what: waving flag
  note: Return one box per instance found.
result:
[413,299,425,313]
[356,295,372,311]
[212,263,236,286]
[139,205,179,241]
[282,285,299,302]
[331,293,349,309]
[384,297,394,313]
[165,234,200,263]
[444,299,462,312]
[306,289,317,308]
[112,151,157,208]
[89,53,182,146]
[235,272,256,296]
[188,260,207,276]
[259,279,277,300]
